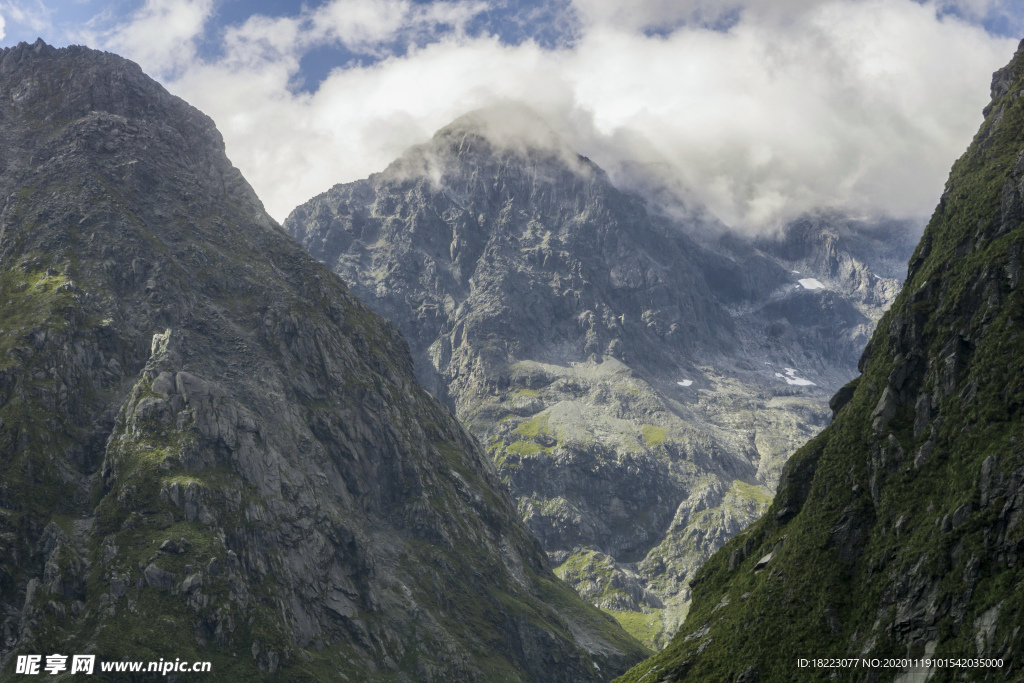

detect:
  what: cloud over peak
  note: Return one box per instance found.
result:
[52,0,1023,229]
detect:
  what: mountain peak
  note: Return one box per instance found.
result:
[989,37,1024,105]
[374,102,601,188]
[435,103,569,151]
[286,103,911,651]
[1,37,57,59]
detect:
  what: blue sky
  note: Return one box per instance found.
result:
[2,0,583,89]
[1,1,1022,227]
[3,1,1020,90]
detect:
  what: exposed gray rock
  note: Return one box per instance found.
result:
[952,503,972,529]
[913,392,931,437]
[143,564,176,591]
[914,440,935,469]
[735,665,759,683]
[980,455,998,507]
[752,552,773,571]
[181,572,203,593]
[829,382,857,418]
[285,111,916,644]
[974,603,1000,656]
[151,371,175,395]
[871,386,899,432]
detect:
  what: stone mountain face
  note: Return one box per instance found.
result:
[285,108,917,647]
[0,40,648,681]
[618,39,1024,683]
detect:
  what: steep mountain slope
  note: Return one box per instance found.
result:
[617,39,1024,683]
[285,109,915,647]
[0,40,648,681]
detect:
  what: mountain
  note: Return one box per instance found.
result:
[285,107,918,647]
[616,39,1024,682]
[0,40,649,681]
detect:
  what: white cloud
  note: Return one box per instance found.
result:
[0,11,6,42]
[89,0,1019,230]
[572,0,1024,36]
[168,33,574,220]
[215,0,487,69]
[314,0,410,48]
[560,0,1018,227]
[570,0,816,31]
[82,0,213,78]
[3,0,54,36]
[311,0,487,51]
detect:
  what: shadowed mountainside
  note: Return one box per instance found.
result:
[0,40,648,681]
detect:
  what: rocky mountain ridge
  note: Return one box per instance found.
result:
[617,37,1024,683]
[0,39,647,681]
[285,108,919,647]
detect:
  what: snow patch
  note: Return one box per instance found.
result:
[776,367,816,386]
[798,278,825,290]
[677,380,693,387]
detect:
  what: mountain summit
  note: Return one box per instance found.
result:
[0,40,647,680]
[286,104,915,645]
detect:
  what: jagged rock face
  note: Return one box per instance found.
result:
[289,115,731,398]
[756,215,914,309]
[0,40,648,681]
[285,109,914,647]
[617,40,1024,683]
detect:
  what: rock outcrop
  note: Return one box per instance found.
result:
[617,38,1024,683]
[0,40,647,680]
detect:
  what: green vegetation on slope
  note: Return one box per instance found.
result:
[603,609,665,651]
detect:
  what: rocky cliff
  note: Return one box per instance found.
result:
[0,40,648,681]
[616,38,1024,683]
[285,108,916,647]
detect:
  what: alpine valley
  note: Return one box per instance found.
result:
[285,106,920,647]
[617,37,1024,683]
[0,40,650,681]
[3,24,1008,683]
